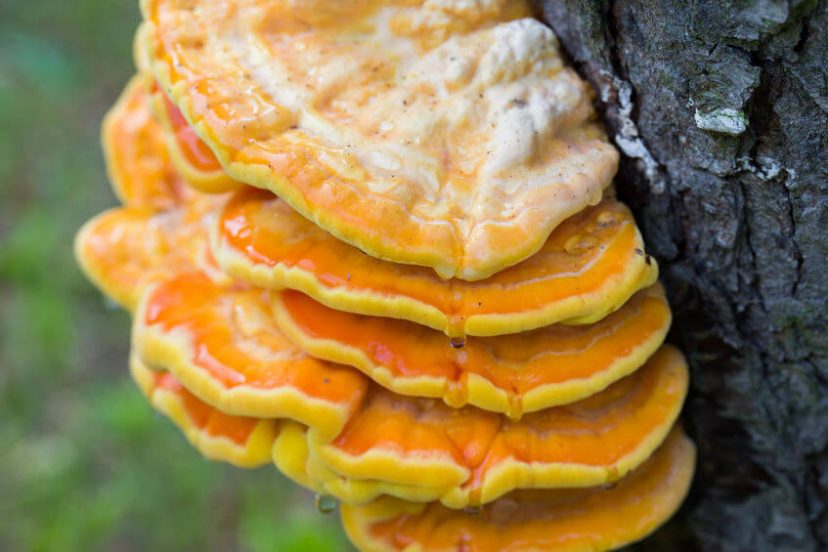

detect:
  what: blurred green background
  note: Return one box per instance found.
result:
[0,2,349,550]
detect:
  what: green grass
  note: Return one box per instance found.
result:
[0,2,350,549]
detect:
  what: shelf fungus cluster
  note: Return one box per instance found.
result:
[76,1,695,550]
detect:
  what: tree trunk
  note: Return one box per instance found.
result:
[532,1,828,550]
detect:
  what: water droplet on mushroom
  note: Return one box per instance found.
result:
[314,494,338,514]
[446,312,466,341]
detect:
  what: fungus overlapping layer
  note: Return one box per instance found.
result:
[74,197,220,311]
[133,271,687,506]
[148,82,240,193]
[130,354,277,467]
[80,89,672,418]
[101,75,186,211]
[341,427,695,552]
[215,188,658,337]
[278,348,687,510]
[128,354,693,550]
[78,89,688,509]
[77,3,696,549]
[273,285,671,416]
[104,77,657,337]
[140,0,619,280]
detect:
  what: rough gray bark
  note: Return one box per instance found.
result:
[532,1,828,550]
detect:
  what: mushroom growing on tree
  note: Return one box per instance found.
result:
[76,1,699,549]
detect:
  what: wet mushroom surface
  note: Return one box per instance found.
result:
[75,3,695,550]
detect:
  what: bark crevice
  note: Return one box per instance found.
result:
[534,1,828,549]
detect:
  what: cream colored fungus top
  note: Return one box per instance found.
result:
[142,0,619,280]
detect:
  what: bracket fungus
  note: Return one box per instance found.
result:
[101,75,186,211]
[76,1,696,550]
[74,198,220,312]
[272,285,672,416]
[214,188,658,337]
[131,354,278,468]
[140,0,619,281]
[132,272,686,506]
[148,82,241,194]
[341,428,695,552]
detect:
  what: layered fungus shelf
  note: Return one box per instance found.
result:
[76,1,695,550]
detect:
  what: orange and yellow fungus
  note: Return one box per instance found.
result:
[275,346,687,509]
[74,195,220,312]
[103,73,657,339]
[101,75,187,211]
[130,354,278,468]
[133,271,687,507]
[147,80,240,193]
[74,2,696,548]
[140,0,619,280]
[341,427,695,552]
[134,272,368,441]
[124,357,694,551]
[216,189,658,338]
[273,284,671,416]
[76,177,669,421]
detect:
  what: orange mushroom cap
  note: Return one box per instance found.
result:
[130,353,278,468]
[82,74,224,310]
[134,271,687,506]
[140,0,619,281]
[125,356,693,550]
[98,77,657,335]
[76,170,668,420]
[215,188,658,337]
[274,284,671,417]
[81,8,696,548]
[341,427,695,552]
[146,78,240,194]
[75,167,683,507]
[276,346,687,508]
[94,78,657,340]
[124,357,694,551]
[74,196,221,311]
[130,355,441,504]
[101,75,187,210]
[134,272,368,441]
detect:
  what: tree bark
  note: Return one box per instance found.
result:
[532,1,828,550]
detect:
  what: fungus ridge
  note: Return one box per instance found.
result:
[132,271,687,508]
[272,284,671,417]
[214,188,658,337]
[140,0,620,280]
[340,427,695,552]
